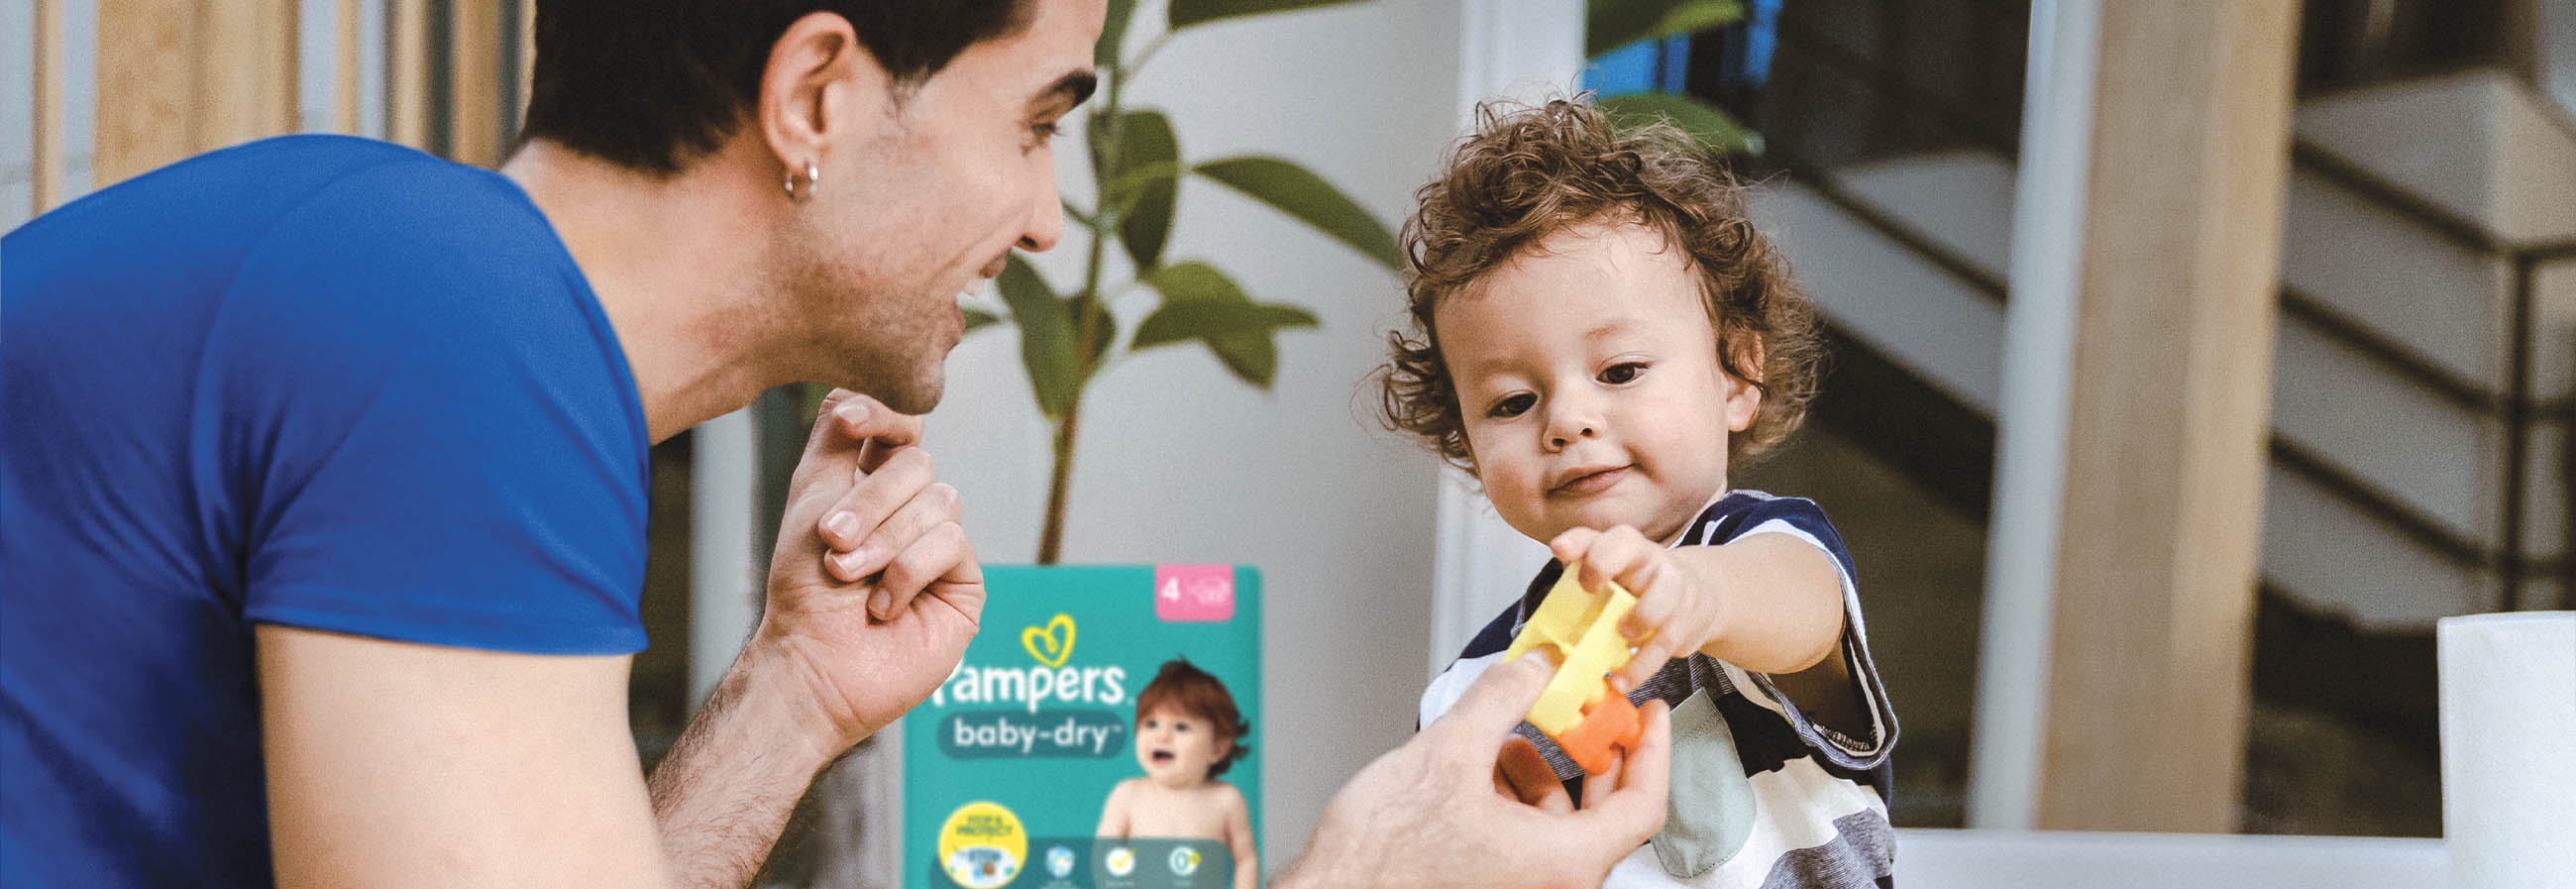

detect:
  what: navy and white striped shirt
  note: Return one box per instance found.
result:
[1420,491,1899,889]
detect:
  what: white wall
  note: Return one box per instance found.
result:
[926,0,1465,867]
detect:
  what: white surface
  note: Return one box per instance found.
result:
[687,407,762,708]
[2437,611,2576,889]
[1892,829,2445,889]
[1970,0,2098,831]
[928,0,1466,867]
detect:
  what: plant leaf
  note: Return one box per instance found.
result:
[1585,0,1745,57]
[1132,299,1321,349]
[1195,157,1402,272]
[1133,263,1319,388]
[1168,0,1364,30]
[1597,91,1761,155]
[1207,332,1280,387]
[1098,0,1138,68]
[962,307,1004,333]
[1091,109,1180,272]
[996,254,1079,418]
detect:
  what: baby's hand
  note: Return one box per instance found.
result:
[1549,526,1721,690]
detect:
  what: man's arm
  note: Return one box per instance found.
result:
[264,390,974,889]
[260,627,673,889]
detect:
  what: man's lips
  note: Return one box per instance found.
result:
[1550,465,1630,495]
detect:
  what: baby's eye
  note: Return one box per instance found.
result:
[1174,722,1195,733]
[1143,718,1160,729]
[1600,362,1649,385]
[1488,393,1536,418]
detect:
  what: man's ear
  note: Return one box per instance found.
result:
[756,12,892,183]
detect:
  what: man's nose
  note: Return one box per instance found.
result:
[1019,167,1065,253]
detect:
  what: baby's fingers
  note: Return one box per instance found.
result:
[1617,635,1678,690]
[1548,527,1602,567]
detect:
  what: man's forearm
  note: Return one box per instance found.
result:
[647,643,848,889]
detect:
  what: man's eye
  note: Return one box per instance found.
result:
[1488,393,1536,418]
[1601,362,1648,385]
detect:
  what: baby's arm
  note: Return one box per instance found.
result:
[1554,527,1861,734]
[1095,779,1133,838]
[1221,784,1257,889]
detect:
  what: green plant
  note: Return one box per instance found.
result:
[1586,0,1760,154]
[974,0,1402,563]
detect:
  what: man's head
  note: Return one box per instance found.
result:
[520,1,1103,413]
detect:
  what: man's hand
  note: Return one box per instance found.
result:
[649,389,987,889]
[1551,525,1722,689]
[755,389,985,747]
[1277,655,1672,889]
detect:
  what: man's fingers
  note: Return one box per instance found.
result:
[822,389,923,451]
[815,448,936,553]
[1570,699,1672,844]
[1496,735,1573,814]
[873,522,973,621]
[1429,654,1554,756]
[822,482,961,582]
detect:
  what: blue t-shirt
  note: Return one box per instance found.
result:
[1,135,650,886]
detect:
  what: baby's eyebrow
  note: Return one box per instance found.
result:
[1583,319,1644,342]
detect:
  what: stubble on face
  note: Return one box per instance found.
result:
[773,203,956,416]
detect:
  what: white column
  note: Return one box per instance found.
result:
[1968,0,2099,831]
[688,407,763,708]
[1427,0,1583,678]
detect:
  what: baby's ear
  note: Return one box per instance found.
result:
[1723,340,1766,433]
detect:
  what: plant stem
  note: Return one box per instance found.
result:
[1036,388,1084,565]
[1037,46,1129,564]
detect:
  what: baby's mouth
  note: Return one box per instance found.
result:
[1150,750,1175,764]
[1551,465,1630,495]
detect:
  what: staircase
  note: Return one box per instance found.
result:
[1673,2,2576,833]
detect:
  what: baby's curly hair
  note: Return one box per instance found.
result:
[1377,96,1823,473]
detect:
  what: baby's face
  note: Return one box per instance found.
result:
[1438,219,1758,545]
[1135,706,1229,788]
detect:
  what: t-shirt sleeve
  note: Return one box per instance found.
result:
[213,163,649,655]
[1712,497,1898,771]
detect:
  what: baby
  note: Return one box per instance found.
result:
[1384,98,1897,888]
[1095,659,1256,889]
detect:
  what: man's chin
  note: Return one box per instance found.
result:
[846,377,942,417]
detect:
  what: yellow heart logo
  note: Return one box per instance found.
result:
[1021,613,1076,668]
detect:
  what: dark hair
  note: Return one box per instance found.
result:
[520,0,1032,174]
[1134,659,1250,779]
[1377,96,1823,471]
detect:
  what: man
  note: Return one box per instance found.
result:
[0,3,1667,887]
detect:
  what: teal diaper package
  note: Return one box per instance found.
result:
[906,565,1262,889]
